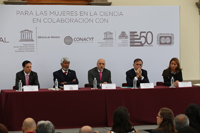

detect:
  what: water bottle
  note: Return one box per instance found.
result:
[18,80,22,91]
[133,79,137,89]
[55,79,58,90]
[170,76,175,87]
[93,78,97,89]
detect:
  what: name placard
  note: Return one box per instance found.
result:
[101,84,116,89]
[64,85,78,90]
[178,82,192,87]
[23,86,38,91]
[140,83,154,89]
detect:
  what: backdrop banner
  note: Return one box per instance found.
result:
[0,5,180,89]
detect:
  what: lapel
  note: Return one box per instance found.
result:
[59,69,65,80]
[132,69,136,78]
[21,70,26,85]
[95,68,101,82]
[67,69,71,78]
[101,69,106,82]
[29,71,33,84]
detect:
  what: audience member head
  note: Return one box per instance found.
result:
[60,57,70,71]
[185,103,200,133]
[22,60,32,74]
[178,126,198,133]
[174,114,189,131]
[79,125,94,133]
[112,106,133,133]
[133,58,143,70]
[168,58,181,73]
[0,123,8,133]
[156,107,176,133]
[36,120,55,133]
[22,117,36,133]
[97,58,105,71]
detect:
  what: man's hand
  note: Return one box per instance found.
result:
[136,68,142,78]
[61,82,67,85]
[139,69,142,78]
[103,82,107,84]
[136,68,140,78]
[72,79,76,82]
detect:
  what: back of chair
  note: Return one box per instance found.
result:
[156,82,164,86]
[84,84,90,87]
[122,83,127,87]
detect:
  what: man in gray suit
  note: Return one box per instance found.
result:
[88,58,111,88]
[15,60,40,90]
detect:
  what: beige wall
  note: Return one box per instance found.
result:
[0,0,199,80]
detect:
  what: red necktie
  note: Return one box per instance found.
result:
[26,75,29,85]
[99,71,102,82]
[64,71,67,75]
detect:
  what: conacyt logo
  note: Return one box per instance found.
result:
[64,36,73,45]
[64,36,94,45]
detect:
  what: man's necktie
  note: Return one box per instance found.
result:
[64,71,67,75]
[99,71,102,82]
[26,75,29,85]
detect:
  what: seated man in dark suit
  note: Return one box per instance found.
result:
[88,58,112,88]
[15,60,40,90]
[53,57,78,87]
[126,58,149,87]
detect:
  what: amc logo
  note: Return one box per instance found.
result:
[157,33,174,45]
[0,37,9,43]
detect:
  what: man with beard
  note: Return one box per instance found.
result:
[53,57,79,87]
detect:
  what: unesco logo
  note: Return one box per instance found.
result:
[64,36,73,45]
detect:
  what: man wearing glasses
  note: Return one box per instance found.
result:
[126,58,149,87]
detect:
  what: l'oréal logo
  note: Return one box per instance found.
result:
[0,37,9,43]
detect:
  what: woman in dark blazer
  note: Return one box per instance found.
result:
[151,107,177,133]
[162,57,183,86]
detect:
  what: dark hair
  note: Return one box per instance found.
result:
[156,107,177,133]
[111,106,133,133]
[0,123,8,133]
[133,58,143,64]
[22,60,31,67]
[185,103,200,133]
[168,58,181,73]
[178,126,198,133]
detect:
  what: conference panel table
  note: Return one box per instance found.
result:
[1,86,200,131]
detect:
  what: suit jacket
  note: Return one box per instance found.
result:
[53,69,79,87]
[162,68,183,86]
[126,68,149,87]
[88,67,112,88]
[15,70,40,90]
